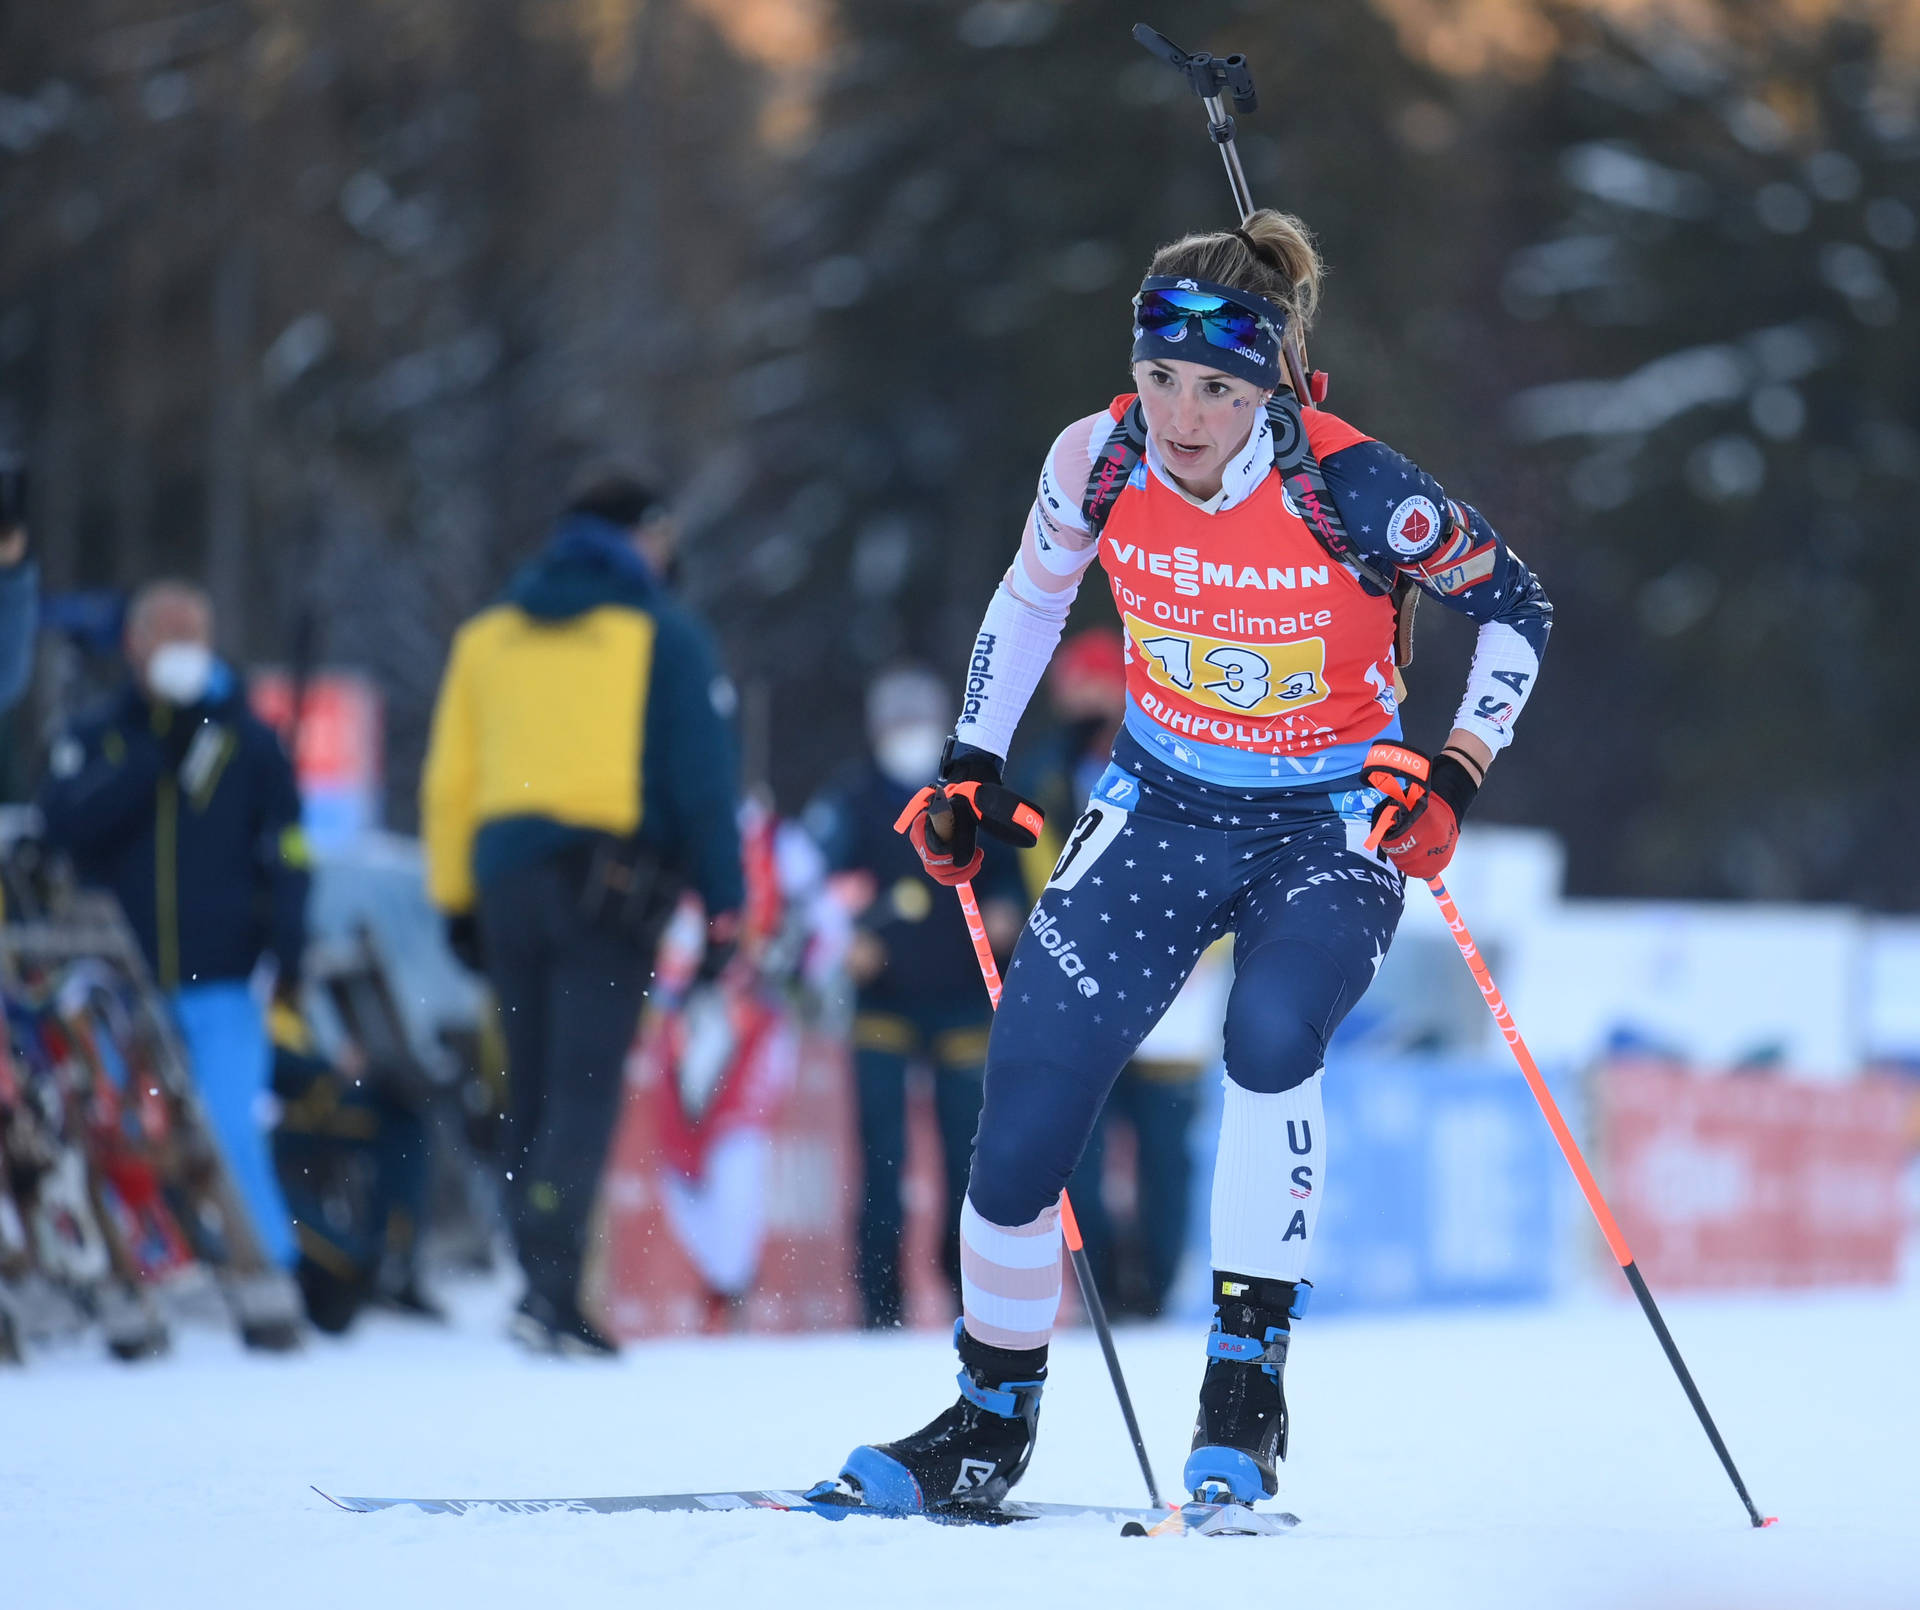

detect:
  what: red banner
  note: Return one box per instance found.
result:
[1596,1064,1909,1290]
[594,1022,962,1338]
[248,670,383,791]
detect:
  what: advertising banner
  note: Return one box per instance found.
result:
[1595,1063,1908,1290]
[1305,1055,1563,1314]
[249,668,384,849]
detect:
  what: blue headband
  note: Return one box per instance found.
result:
[1130,275,1288,388]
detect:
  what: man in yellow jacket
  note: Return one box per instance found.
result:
[422,473,743,1355]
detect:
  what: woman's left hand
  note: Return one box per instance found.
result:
[1361,742,1481,879]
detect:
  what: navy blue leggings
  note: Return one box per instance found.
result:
[966,732,1405,1229]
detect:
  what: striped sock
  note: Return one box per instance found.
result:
[959,1195,1062,1351]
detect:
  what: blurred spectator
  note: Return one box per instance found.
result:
[1010,628,1128,891]
[1012,627,1203,1318]
[804,665,1025,1328]
[421,471,743,1357]
[37,580,311,1291]
[0,455,35,715]
[1061,966,1220,1318]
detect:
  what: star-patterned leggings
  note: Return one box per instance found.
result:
[966,730,1406,1231]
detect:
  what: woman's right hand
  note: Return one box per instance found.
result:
[895,782,986,885]
[893,749,1044,887]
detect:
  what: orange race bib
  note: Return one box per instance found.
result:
[1096,420,1397,759]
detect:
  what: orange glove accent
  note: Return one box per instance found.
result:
[892,779,1045,888]
[897,784,985,887]
[1361,742,1478,880]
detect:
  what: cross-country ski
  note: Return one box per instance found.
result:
[314,1484,1302,1536]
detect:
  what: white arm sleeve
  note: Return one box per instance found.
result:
[952,413,1108,762]
[1451,620,1542,754]
[953,577,1075,761]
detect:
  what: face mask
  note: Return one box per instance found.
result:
[875,724,946,786]
[146,641,214,706]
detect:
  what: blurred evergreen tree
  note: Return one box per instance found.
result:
[1497,5,1920,904]
[2,0,1914,908]
[0,0,769,819]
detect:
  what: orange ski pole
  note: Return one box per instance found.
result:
[1421,868,1774,1529]
[952,877,1003,1009]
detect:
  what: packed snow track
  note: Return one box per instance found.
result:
[5,1283,1914,1610]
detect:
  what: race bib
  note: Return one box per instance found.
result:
[1123,612,1329,720]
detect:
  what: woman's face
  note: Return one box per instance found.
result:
[1131,359,1271,495]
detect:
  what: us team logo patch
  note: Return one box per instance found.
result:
[1385,495,1443,559]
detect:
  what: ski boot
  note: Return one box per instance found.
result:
[375,1275,447,1324]
[297,1254,366,1336]
[511,1291,619,1357]
[1183,1271,1307,1504]
[98,1280,171,1362]
[835,1322,1046,1512]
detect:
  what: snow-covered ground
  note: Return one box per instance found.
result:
[6,1280,1916,1610]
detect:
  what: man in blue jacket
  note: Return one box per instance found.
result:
[39,581,310,1323]
[804,666,1025,1329]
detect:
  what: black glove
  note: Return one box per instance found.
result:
[445,913,485,974]
[1361,742,1481,880]
[894,739,1045,886]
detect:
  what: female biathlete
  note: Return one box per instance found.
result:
[837,210,1553,1513]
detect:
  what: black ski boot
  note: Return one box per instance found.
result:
[511,1291,619,1357]
[376,1277,447,1324]
[297,1255,365,1336]
[1183,1271,1306,1503]
[837,1323,1046,1512]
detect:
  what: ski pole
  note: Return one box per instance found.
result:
[951,876,1004,1010]
[1399,854,1775,1528]
[948,871,1165,1510]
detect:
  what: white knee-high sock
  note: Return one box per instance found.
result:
[1209,1070,1325,1282]
[959,1197,1062,1352]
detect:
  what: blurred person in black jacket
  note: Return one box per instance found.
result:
[38,580,310,1296]
[1006,628,1129,892]
[804,665,1026,1329]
